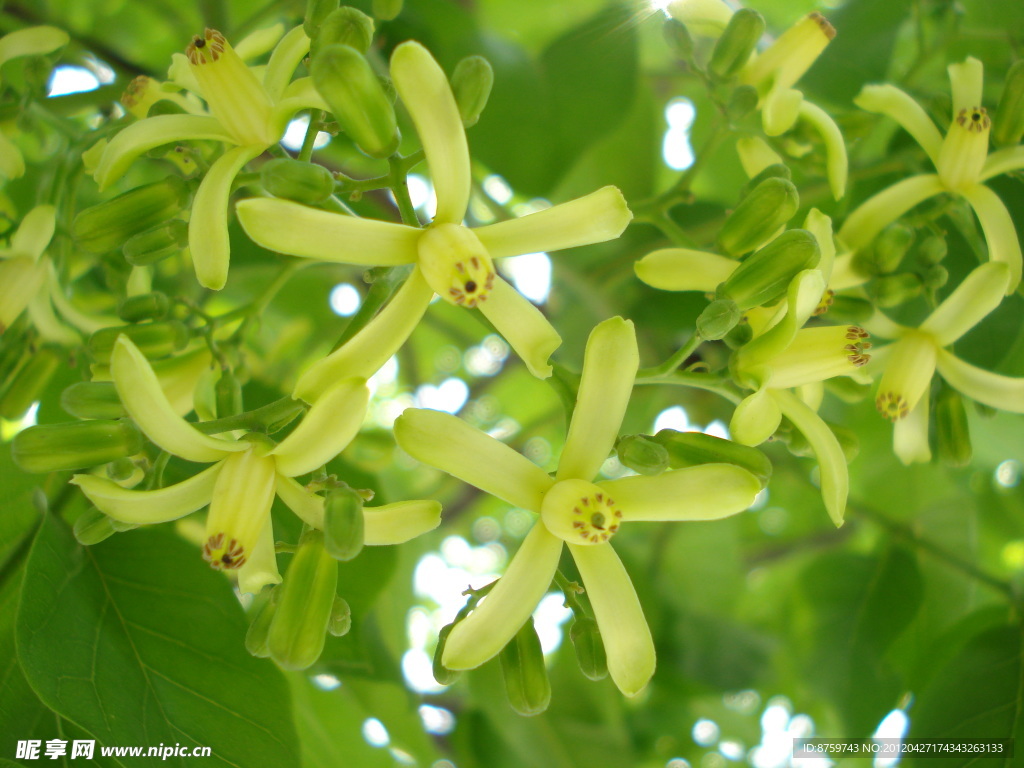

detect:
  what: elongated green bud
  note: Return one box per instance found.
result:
[329,596,352,637]
[0,346,61,420]
[88,322,189,364]
[433,623,461,685]
[738,163,791,201]
[696,298,741,340]
[616,434,670,476]
[245,588,278,658]
[215,369,243,419]
[726,84,759,121]
[73,177,189,254]
[936,384,972,467]
[12,419,143,473]
[921,263,949,291]
[372,0,402,20]
[323,486,366,561]
[118,292,170,323]
[312,7,375,57]
[499,617,551,716]
[569,617,608,681]
[870,223,914,274]
[917,234,947,266]
[709,9,765,80]
[260,158,336,204]
[451,56,494,128]
[60,381,126,420]
[312,44,399,159]
[0,334,29,385]
[718,229,820,310]
[717,177,799,256]
[122,219,189,266]
[74,508,121,546]
[305,0,341,40]
[663,19,694,62]
[867,273,922,308]
[652,429,772,486]
[268,529,338,670]
[993,60,1024,148]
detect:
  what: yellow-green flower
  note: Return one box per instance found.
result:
[71,335,440,593]
[237,41,632,398]
[395,317,761,696]
[89,25,327,290]
[864,262,1023,464]
[840,57,1023,292]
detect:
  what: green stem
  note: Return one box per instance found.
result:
[329,266,410,352]
[637,332,702,378]
[193,396,306,435]
[388,155,420,227]
[635,369,744,404]
[553,570,588,616]
[297,110,324,162]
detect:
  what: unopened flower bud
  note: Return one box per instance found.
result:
[323,486,365,561]
[215,369,243,419]
[73,177,189,254]
[105,457,141,484]
[663,19,694,61]
[867,273,922,308]
[118,292,170,323]
[60,381,126,420]
[451,56,494,128]
[994,60,1024,148]
[312,7,375,56]
[652,429,772,486]
[305,0,341,41]
[729,389,782,447]
[73,507,121,546]
[871,223,914,274]
[738,162,791,201]
[329,596,352,636]
[0,345,61,420]
[936,384,972,467]
[616,434,670,476]
[88,322,189,364]
[726,84,759,121]
[312,44,399,159]
[717,176,799,256]
[709,9,765,81]
[245,588,278,658]
[697,298,741,339]
[122,219,189,266]
[921,263,949,291]
[500,617,551,716]
[12,419,143,473]
[268,529,339,670]
[718,229,820,310]
[917,234,947,266]
[260,158,336,205]
[433,622,461,685]
[723,320,753,349]
[569,617,608,681]
[372,0,402,20]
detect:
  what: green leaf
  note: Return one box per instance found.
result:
[16,515,300,768]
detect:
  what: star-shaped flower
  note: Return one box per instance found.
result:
[839,57,1023,292]
[89,26,328,290]
[236,41,632,399]
[72,335,440,593]
[395,317,761,696]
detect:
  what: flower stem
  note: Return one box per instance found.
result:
[637,332,703,378]
[297,110,323,163]
[193,396,306,435]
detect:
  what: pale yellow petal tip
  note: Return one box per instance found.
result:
[616,659,656,698]
[590,185,633,240]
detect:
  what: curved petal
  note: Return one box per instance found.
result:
[477,277,561,379]
[474,187,632,260]
[935,349,1024,413]
[94,115,235,189]
[799,101,847,200]
[262,25,310,102]
[293,267,433,402]
[980,146,1024,182]
[569,543,654,697]
[803,208,835,284]
[960,184,1022,292]
[47,262,118,335]
[190,144,263,290]
[236,197,419,265]
[12,205,56,259]
[27,290,79,345]
[634,248,736,292]
[274,78,330,114]
[237,517,282,595]
[599,464,760,522]
[921,262,1010,345]
[735,269,825,372]
[70,461,223,524]
[762,86,803,136]
[854,84,943,166]
[363,500,442,544]
[0,26,68,66]
[274,474,323,528]
[557,317,638,483]
[442,523,562,670]
[729,387,782,445]
[112,335,244,462]
[736,136,783,178]
[0,130,25,179]
[395,408,554,512]
[772,388,847,526]
[271,379,369,477]
[837,174,944,253]
[0,257,46,330]
[948,57,983,117]
[828,252,871,291]
[391,41,470,224]
[234,23,285,61]
[893,389,932,465]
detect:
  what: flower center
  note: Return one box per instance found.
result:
[957,106,990,133]
[417,223,496,308]
[186,29,226,65]
[540,478,622,545]
[203,532,247,570]
[875,391,909,422]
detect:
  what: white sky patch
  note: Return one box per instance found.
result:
[872,709,909,768]
[361,718,389,748]
[329,282,360,316]
[534,592,573,654]
[500,252,552,304]
[48,66,100,97]
[406,174,437,220]
[750,697,832,768]
[281,115,331,151]
[483,174,513,204]
[419,704,456,735]
[310,673,342,691]
[415,377,469,414]
[368,355,399,396]
[654,405,691,432]
[663,97,697,170]
[465,334,510,377]
[650,0,674,13]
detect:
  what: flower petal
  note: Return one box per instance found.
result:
[475,186,632,260]
[293,267,433,402]
[443,523,562,670]
[920,262,1011,345]
[0,26,68,67]
[568,543,654,697]
[799,101,847,200]
[736,136,783,178]
[363,500,442,545]
[557,317,638,483]
[262,25,310,102]
[948,57,984,118]
[634,248,736,292]
[70,461,223,524]
[236,197,419,265]
[237,516,282,595]
[477,277,561,379]
[735,269,825,373]
[395,408,554,511]
[204,447,277,571]
[190,145,263,290]
[853,84,943,166]
[599,464,760,522]
[761,86,803,136]
[0,257,46,330]
[12,205,56,259]
[391,41,470,224]
[112,335,244,462]
[803,208,835,284]
[837,174,944,253]
[771,388,847,526]
[729,387,782,446]
[935,349,1024,413]
[893,389,932,465]
[93,115,236,189]
[27,289,78,345]
[271,378,369,477]
[960,184,1022,292]
[980,146,1024,182]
